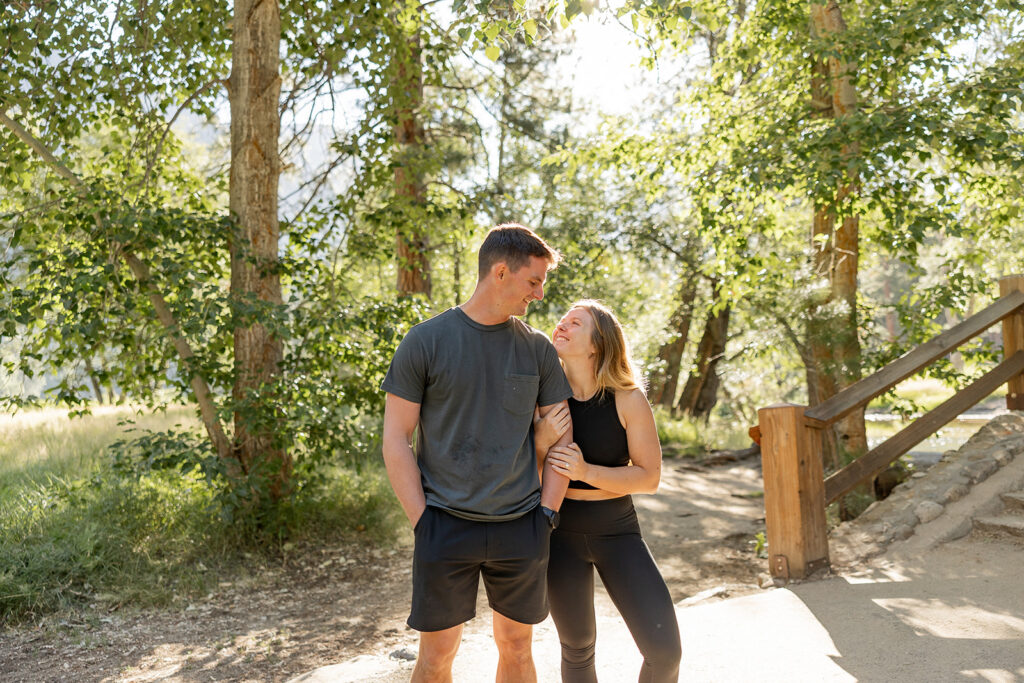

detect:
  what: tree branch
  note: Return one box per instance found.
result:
[143,78,227,191]
[0,108,233,462]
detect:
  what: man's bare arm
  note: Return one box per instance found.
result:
[537,400,573,511]
[382,393,427,527]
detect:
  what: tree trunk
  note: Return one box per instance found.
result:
[394,12,430,297]
[228,0,288,498]
[883,275,898,341]
[84,357,105,405]
[649,278,697,408]
[677,285,730,421]
[452,238,462,306]
[808,0,869,517]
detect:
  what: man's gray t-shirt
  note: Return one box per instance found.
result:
[381,307,572,521]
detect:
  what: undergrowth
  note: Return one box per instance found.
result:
[0,407,402,626]
[654,407,752,457]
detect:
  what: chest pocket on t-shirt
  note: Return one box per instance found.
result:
[503,374,539,414]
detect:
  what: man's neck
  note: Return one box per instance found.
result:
[459,290,512,326]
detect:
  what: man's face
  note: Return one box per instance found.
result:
[501,255,549,317]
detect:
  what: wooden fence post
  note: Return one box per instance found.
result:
[758,403,830,581]
[1000,275,1024,411]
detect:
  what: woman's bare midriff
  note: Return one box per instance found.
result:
[564,489,628,501]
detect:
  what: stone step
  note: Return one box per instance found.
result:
[973,515,1024,538]
[1000,491,1024,511]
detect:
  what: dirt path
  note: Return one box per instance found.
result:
[0,457,767,682]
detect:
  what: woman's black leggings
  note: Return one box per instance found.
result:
[547,496,682,683]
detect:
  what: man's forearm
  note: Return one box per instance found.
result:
[540,425,572,511]
[382,440,426,525]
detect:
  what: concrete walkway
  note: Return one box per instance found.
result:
[290,533,1024,682]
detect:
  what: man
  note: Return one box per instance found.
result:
[381,223,573,682]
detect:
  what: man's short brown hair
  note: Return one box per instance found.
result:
[478,223,561,279]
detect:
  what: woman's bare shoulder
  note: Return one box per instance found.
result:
[614,387,652,416]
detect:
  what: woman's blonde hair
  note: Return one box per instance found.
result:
[572,299,645,396]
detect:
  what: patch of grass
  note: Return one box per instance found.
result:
[654,409,705,457]
[868,376,1005,414]
[0,407,404,626]
[0,466,224,623]
[653,408,754,458]
[0,405,198,496]
[272,462,405,548]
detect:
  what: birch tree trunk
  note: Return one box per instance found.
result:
[228,0,288,497]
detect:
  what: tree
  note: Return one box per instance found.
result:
[0,0,598,513]
[227,0,288,495]
[803,0,868,485]
[392,2,432,297]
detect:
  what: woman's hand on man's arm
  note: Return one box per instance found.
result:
[533,402,571,457]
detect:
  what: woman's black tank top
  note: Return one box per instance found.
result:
[567,390,630,489]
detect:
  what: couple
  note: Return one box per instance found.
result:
[381,224,681,682]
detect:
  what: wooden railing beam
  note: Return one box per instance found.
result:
[824,350,1024,504]
[805,289,1024,427]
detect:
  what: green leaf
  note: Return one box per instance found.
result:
[523,19,538,39]
[485,45,501,61]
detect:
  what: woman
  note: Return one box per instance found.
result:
[535,300,682,683]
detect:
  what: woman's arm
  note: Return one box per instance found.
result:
[547,389,662,495]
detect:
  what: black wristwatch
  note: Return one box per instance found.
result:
[540,506,560,530]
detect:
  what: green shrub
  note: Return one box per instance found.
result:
[0,408,404,626]
[653,408,706,457]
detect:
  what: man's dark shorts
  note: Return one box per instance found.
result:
[409,505,551,632]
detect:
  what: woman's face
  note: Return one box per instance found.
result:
[552,307,596,359]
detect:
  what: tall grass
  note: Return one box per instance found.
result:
[654,407,752,457]
[0,406,403,625]
[0,406,197,495]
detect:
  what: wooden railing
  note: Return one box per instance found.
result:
[753,275,1024,580]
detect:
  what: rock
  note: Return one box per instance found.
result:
[389,648,417,661]
[891,506,920,530]
[679,585,735,605]
[962,458,998,483]
[940,517,974,542]
[941,482,971,503]
[914,501,944,524]
[992,447,1012,465]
